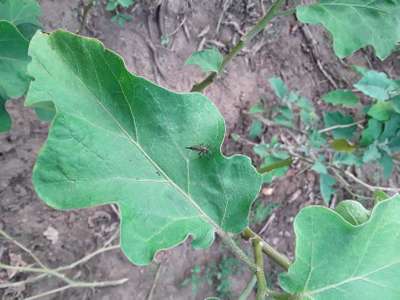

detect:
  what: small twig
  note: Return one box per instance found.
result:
[238,275,257,300]
[163,16,187,38]
[216,0,233,34]
[191,0,286,92]
[24,278,129,300]
[78,0,95,34]
[318,120,364,134]
[344,170,400,193]
[146,263,163,300]
[258,213,276,235]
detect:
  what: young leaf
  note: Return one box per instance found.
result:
[360,119,382,147]
[248,120,263,140]
[269,77,288,99]
[363,144,381,163]
[0,21,30,132]
[319,174,336,204]
[379,152,394,179]
[354,70,400,101]
[333,153,362,166]
[335,200,370,226]
[25,31,262,266]
[296,1,400,60]
[185,48,223,74]
[367,101,394,121]
[311,156,328,175]
[280,195,400,299]
[323,111,355,139]
[322,90,358,107]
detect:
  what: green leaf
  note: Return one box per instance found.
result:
[296,1,400,59]
[323,111,355,139]
[106,0,119,11]
[312,156,328,175]
[260,156,289,184]
[248,102,264,114]
[309,131,327,149]
[111,13,132,27]
[333,153,362,166]
[379,152,394,179]
[118,0,135,8]
[25,31,262,265]
[185,48,223,73]
[0,0,41,39]
[363,144,381,163]
[0,21,30,132]
[269,77,288,99]
[335,200,370,226]
[319,174,336,204]
[381,114,400,141]
[360,119,382,147]
[248,120,263,140]
[258,157,292,174]
[298,96,318,125]
[330,139,356,153]
[373,190,389,203]
[280,195,400,299]
[354,70,400,101]
[367,101,394,121]
[322,90,358,107]
[274,106,293,128]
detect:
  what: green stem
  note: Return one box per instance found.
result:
[191,0,286,92]
[238,275,257,300]
[242,228,291,271]
[218,231,258,272]
[253,239,268,300]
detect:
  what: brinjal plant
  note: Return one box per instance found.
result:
[1,0,400,299]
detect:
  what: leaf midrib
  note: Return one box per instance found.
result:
[42,34,223,233]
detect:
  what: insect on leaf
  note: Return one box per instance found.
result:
[296,0,400,60]
[25,31,261,266]
[280,195,400,300]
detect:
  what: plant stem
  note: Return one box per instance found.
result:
[238,275,257,300]
[218,231,258,272]
[191,0,286,92]
[242,228,291,271]
[253,239,268,300]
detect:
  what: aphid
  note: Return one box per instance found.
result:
[186,144,211,157]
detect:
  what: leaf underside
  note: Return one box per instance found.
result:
[280,195,400,300]
[296,0,400,60]
[26,31,261,265]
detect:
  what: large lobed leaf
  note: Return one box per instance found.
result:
[296,0,400,60]
[280,195,400,300]
[0,21,30,132]
[26,31,261,265]
[0,0,41,132]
